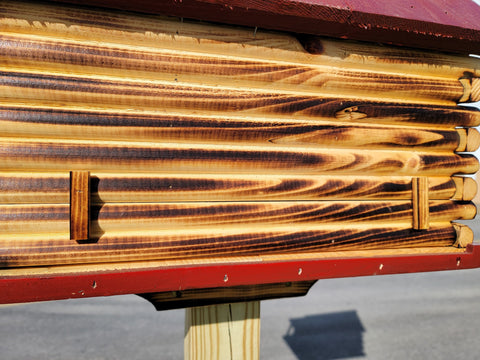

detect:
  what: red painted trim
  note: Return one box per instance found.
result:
[1,245,480,305]
[49,0,480,54]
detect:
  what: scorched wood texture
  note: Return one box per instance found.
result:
[0,0,478,276]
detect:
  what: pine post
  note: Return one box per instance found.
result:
[184,302,260,360]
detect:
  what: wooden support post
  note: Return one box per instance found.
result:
[185,302,260,360]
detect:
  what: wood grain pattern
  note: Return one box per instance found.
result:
[0,33,469,105]
[0,138,477,175]
[0,106,471,151]
[0,201,475,235]
[69,171,90,241]
[0,70,475,124]
[0,222,461,268]
[412,177,429,230]
[0,173,462,203]
[0,1,477,273]
[453,177,478,201]
[185,302,260,360]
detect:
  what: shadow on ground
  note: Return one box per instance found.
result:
[283,310,365,360]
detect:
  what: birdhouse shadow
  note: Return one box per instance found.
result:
[283,310,365,360]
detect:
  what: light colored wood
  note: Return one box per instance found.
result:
[69,171,90,241]
[453,223,474,248]
[456,128,468,152]
[466,128,480,152]
[452,176,478,201]
[412,177,429,230]
[184,302,260,360]
[464,177,478,201]
[459,78,472,103]
[472,78,480,102]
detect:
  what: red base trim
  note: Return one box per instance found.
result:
[1,246,480,305]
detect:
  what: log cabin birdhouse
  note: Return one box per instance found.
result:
[0,0,480,317]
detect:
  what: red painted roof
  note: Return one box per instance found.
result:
[50,0,480,54]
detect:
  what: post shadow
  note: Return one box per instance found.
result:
[283,310,365,360]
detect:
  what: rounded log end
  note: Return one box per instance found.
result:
[453,223,474,248]
[466,128,480,152]
[463,177,478,201]
[471,78,480,103]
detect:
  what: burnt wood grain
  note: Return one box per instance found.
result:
[0,173,465,203]
[0,107,472,151]
[0,201,475,236]
[0,139,477,175]
[0,222,459,268]
[0,1,477,273]
[0,33,473,105]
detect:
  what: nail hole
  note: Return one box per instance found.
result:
[298,268,303,275]
[224,274,229,282]
[92,281,97,289]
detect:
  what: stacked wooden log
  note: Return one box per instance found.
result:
[0,0,478,270]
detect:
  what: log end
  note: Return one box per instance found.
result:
[466,128,480,152]
[464,177,478,201]
[453,223,474,248]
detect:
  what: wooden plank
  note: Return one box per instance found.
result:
[0,33,472,106]
[0,139,477,176]
[69,171,90,241]
[0,70,474,123]
[0,107,471,151]
[0,173,461,203]
[0,201,475,235]
[0,222,459,268]
[185,302,260,360]
[1,102,478,132]
[139,281,315,311]
[46,0,480,54]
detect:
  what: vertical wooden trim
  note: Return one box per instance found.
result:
[70,171,90,241]
[185,301,260,360]
[412,177,429,230]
